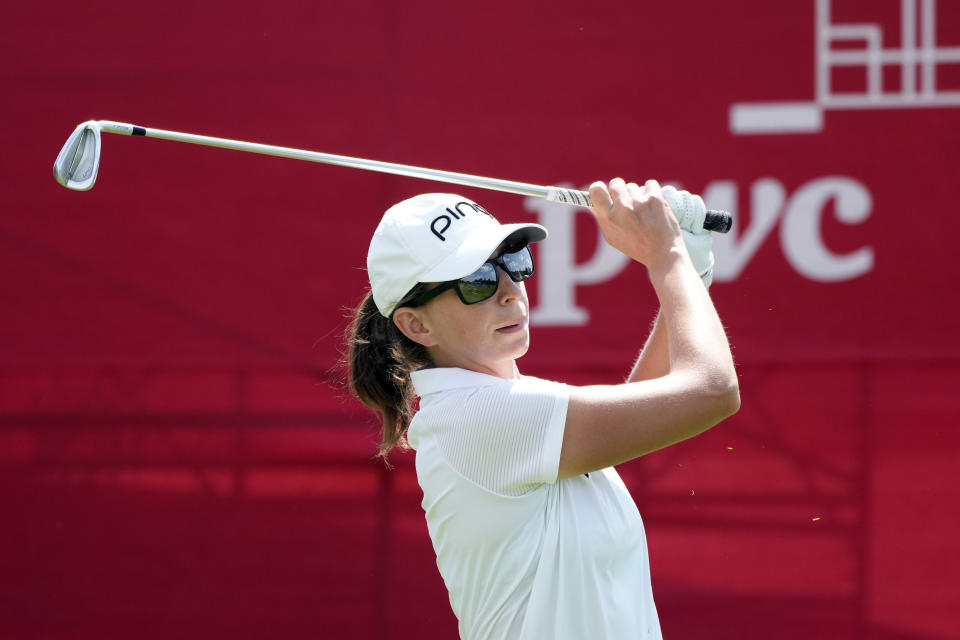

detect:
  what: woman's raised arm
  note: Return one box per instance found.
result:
[557,179,739,480]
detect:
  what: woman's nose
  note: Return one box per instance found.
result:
[496,267,523,303]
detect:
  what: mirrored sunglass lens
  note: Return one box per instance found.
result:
[458,264,498,303]
[501,246,534,281]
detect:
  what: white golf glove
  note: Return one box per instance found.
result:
[661,185,714,287]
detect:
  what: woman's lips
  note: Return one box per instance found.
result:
[496,322,525,333]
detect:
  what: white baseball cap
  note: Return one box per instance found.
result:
[367,193,548,317]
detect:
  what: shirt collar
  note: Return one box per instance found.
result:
[410,367,509,396]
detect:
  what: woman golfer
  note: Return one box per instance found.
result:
[347,178,739,639]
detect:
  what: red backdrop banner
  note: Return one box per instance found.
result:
[2,1,958,639]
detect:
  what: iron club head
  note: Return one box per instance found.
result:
[53,121,101,190]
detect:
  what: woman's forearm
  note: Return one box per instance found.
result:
[648,250,738,398]
[626,310,669,383]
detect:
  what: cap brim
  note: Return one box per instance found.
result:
[420,222,547,283]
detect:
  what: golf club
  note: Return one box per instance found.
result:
[53,120,733,233]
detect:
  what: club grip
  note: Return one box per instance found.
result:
[545,187,733,234]
[704,210,733,233]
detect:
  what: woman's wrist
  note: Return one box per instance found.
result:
[646,245,696,287]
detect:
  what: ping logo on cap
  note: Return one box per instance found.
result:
[430,201,495,241]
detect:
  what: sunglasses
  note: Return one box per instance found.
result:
[401,244,535,309]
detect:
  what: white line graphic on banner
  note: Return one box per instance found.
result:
[730,0,960,134]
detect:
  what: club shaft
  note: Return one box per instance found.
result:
[97,120,552,200]
[91,120,731,231]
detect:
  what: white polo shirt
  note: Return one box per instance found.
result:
[407,368,661,640]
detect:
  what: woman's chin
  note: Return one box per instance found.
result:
[506,331,531,359]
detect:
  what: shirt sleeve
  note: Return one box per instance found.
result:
[432,376,569,496]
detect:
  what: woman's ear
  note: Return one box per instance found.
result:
[392,308,438,347]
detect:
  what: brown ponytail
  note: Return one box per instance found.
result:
[345,290,432,461]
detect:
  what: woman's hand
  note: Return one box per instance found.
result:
[588,178,685,270]
[660,185,715,287]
